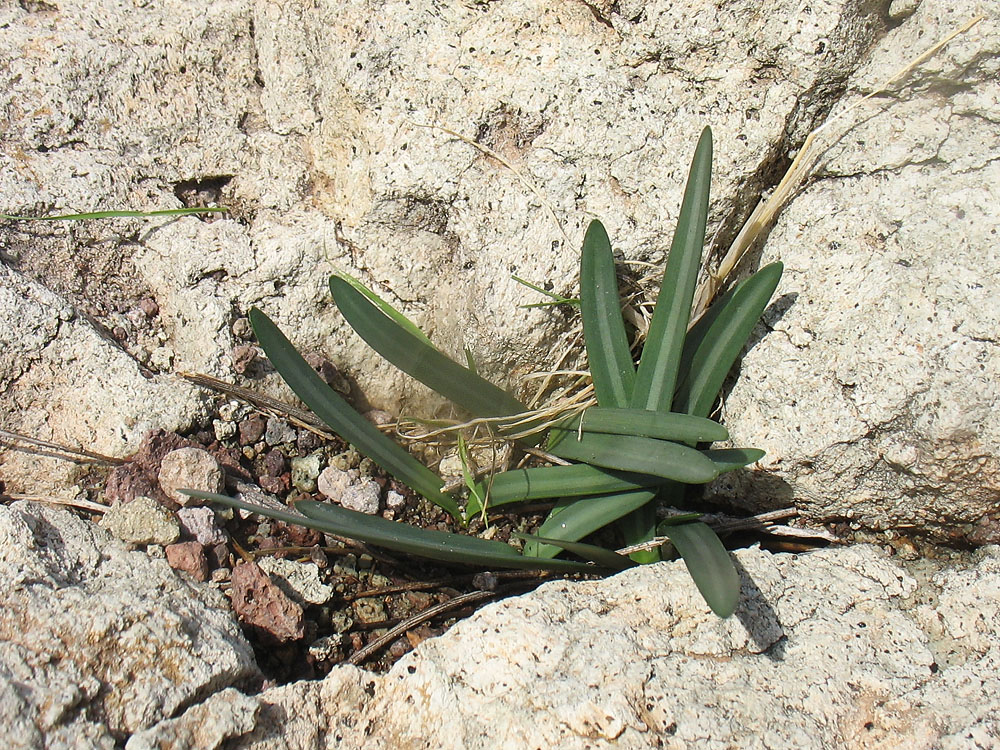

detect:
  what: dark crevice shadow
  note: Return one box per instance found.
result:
[732,555,786,661]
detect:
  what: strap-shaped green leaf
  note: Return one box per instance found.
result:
[662,521,740,618]
[467,463,668,515]
[185,490,598,572]
[580,220,635,407]
[330,276,528,419]
[332,270,433,346]
[515,534,637,571]
[673,262,783,417]
[249,307,461,518]
[618,505,660,564]
[702,448,765,474]
[524,489,657,558]
[547,429,719,483]
[559,407,728,443]
[631,126,713,412]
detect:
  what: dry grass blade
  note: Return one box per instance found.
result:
[347,589,499,665]
[4,493,112,514]
[0,429,125,465]
[178,372,337,440]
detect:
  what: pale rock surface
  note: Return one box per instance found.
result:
[158,447,224,506]
[1,0,885,500]
[715,1,1000,539]
[257,557,335,606]
[176,506,229,546]
[137,545,1000,749]
[100,495,181,546]
[317,466,381,514]
[0,502,258,746]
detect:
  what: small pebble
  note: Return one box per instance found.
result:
[296,430,323,453]
[158,447,224,505]
[385,491,406,510]
[290,452,323,492]
[165,541,209,582]
[231,317,252,338]
[265,418,297,446]
[239,415,267,446]
[138,297,159,318]
[100,495,180,546]
[260,475,289,494]
[263,449,287,477]
[213,419,237,441]
[230,345,258,374]
[176,506,228,545]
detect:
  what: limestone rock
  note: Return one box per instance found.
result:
[125,688,260,750]
[0,502,258,744]
[714,1,1000,539]
[137,545,1000,749]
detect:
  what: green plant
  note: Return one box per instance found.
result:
[186,127,782,617]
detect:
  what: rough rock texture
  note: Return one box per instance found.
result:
[0,501,258,746]
[158,447,224,505]
[1,0,886,494]
[134,545,1000,749]
[714,0,1000,539]
[99,494,181,546]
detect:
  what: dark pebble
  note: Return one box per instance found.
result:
[263,448,288,477]
[296,430,323,453]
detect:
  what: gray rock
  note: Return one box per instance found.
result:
[257,557,335,606]
[289,453,323,493]
[264,418,297,447]
[176,506,229,546]
[173,545,998,750]
[158,448,224,506]
[0,502,258,745]
[125,688,259,750]
[99,495,181,546]
[317,466,381,514]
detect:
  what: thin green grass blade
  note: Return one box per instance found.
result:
[1,207,228,221]
[631,127,713,412]
[524,489,657,558]
[183,490,598,572]
[467,463,668,513]
[662,521,740,618]
[511,274,580,307]
[514,534,637,571]
[295,499,599,572]
[249,307,461,518]
[547,429,719,483]
[580,220,635,407]
[330,276,528,419]
[673,262,783,417]
[560,407,728,443]
[703,448,765,474]
[332,270,433,346]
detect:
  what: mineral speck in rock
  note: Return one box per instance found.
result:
[230,560,305,642]
[158,447,224,505]
[165,541,210,582]
[100,495,180,545]
[176,506,228,545]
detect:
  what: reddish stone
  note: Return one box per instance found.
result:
[165,541,209,582]
[259,475,289,495]
[230,561,305,642]
[274,519,323,548]
[238,415,267,446]
[262,449,287,477]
